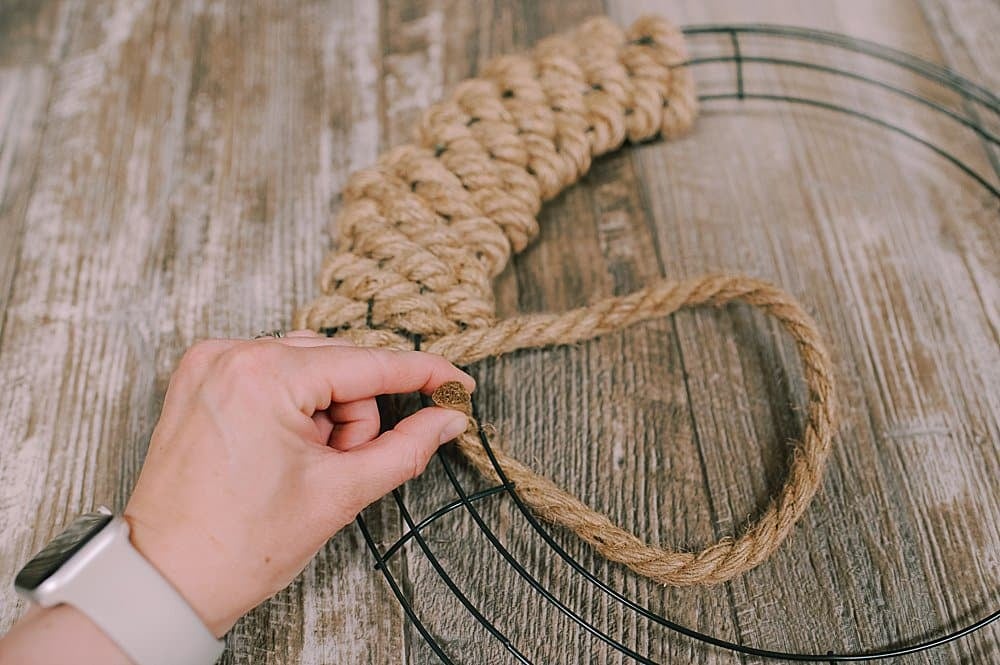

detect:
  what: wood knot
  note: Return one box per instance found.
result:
[431,380,472,417]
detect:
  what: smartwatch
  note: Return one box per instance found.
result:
[14,508,225,665]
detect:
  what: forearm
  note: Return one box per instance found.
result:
[0,605,131,665]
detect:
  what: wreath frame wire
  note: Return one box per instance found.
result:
[350,23,1000,663]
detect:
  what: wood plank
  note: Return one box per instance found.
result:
[384,0,1000,663]
[0,2,400,663]
[0,0,70,627]
[918,0,1000,231]
[391,2,734,664]
[919,0,1000,91]
[0,1,68,342]
[612,1,999,663]
[0,1,996,663]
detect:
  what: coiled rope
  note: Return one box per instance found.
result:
[295,15,837,586]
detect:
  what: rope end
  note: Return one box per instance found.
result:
[431,380,473,417]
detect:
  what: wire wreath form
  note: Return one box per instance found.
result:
[303,21,999,665]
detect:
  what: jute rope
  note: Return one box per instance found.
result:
[295,15,837,586]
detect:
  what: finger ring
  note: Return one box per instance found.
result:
[253,329,285,339]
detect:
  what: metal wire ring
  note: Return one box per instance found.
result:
[354,23,999,664]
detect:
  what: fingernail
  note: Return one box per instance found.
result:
[439,415,469,443]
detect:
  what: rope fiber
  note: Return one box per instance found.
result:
[430,274,836,586]
[295,15,837,586]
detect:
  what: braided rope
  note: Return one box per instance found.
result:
[294,15,697,339]
[295,15,837,586]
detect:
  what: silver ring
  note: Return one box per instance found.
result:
[253,329,285,340]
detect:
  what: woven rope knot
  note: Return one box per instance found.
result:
[294,16,697,342]
[295,15,837,587]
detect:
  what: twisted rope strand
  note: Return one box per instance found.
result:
[293,15,697,337]
[295,15,838,586]
[430,273,836,586]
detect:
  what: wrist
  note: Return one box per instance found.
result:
[0,605,131,665]
[124,513,238,638]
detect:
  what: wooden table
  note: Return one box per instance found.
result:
[1,1,998,663]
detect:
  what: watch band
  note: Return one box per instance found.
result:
[56,517,224,665]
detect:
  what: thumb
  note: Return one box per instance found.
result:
[340,406,469,507]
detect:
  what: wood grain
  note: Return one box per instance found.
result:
[0,2,401,663]
[0,1,996,664]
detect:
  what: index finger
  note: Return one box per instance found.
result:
[283,346,476,410]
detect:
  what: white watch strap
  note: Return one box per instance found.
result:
[59,518,224,665]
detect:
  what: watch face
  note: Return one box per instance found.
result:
[15,512,113,591]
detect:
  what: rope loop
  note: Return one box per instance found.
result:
[295,15,837,586]
[431,274,836,586]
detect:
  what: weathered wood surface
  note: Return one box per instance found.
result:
[0,2,997,664]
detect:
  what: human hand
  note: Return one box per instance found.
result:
[123,331,474,637]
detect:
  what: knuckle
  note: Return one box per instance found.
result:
[179,340,219,367]
[218,343,278,381]
[174,340,225,379]
[413,349,455,380]
[365,346,390,368]
[365,348,397,392]
[408,441,433,480]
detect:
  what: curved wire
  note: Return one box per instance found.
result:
[465,397,1000,662]
[683,55,1000,146]
[355,514,456,663]
[388,485,533,664]
[697,92,999,198]
[360,24,1000,665]
[377,483,512,565]
[681,24,1000,111]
